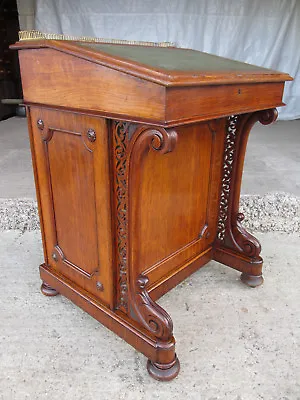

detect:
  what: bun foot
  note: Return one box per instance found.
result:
[147,356,180,381]
[241,273,264,288]
[41,281,59,296]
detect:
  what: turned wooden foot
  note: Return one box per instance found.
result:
[147,356,180,381]
[240,273,264,288]
[41,281,59,296]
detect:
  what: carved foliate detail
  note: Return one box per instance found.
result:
[232,214,262,258]
[135,275,173,340]
[232,212,261,258]
[113,121,130,312]
[113,122,177,342]
[126,126,177,340]
[216,109,277,260]
[217,115,239,241]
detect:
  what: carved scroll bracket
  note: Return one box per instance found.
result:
[135,275,173,341]
[128,125,178,157]
[112,122,178,340]
[216,108,278,260]
[126,125,177,340]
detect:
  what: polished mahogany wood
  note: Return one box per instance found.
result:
[13,39,292,381]
[28,107,114,308]
[12,39,291,86]
[11,40,292,126]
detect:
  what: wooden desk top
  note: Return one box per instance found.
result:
[12,39,292,125]
[12,39,292,87]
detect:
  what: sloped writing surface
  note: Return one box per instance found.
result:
[13,39,291,124]
[12,39,292,87]
[77,42,278,73]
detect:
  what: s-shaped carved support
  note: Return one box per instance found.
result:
[126,125,180,381]
[214,108,278,287]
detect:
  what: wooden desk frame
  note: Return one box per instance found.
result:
[12,39,291,381]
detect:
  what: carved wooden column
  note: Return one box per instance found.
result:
[214,108,278,287]
[112,121,180,381]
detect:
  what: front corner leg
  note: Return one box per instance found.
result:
[236,217,264,288]
[215,210,264,288]
[233,212,264,288]
[214,109,278,287]
[133,274,180,381]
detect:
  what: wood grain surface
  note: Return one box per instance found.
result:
[15,40,291,380]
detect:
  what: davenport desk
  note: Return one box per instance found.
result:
[12,35,292,381]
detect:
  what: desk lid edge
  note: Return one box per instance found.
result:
[11,39,293,87]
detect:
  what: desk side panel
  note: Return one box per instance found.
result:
[28,107,114,307]
[18,48,165,121]
[127,120,226,293]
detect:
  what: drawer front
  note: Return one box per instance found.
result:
[28,107,113,307]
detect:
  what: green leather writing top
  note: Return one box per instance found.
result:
[79,42,275,73]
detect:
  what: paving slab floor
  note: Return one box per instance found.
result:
[0,230,299,399]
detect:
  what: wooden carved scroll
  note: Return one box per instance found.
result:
[127,126,177,339]
[112,121,178,339]
[135,274,173,341]
[216,109,278,260]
